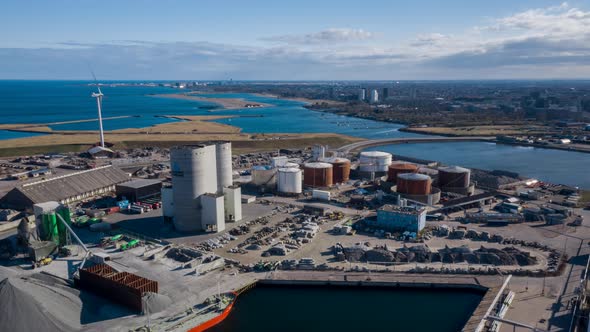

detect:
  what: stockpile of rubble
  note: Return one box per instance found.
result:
[165,247,202,263]
[333,242,537,266]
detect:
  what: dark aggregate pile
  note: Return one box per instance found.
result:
[336,244,537,266]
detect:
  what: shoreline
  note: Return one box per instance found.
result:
[151,93,272,110]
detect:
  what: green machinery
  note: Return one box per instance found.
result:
[41,206,72,246]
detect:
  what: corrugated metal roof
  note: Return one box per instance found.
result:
[16,166,129,203]
[116,179,162,189]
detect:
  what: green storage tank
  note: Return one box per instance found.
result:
[56,207,71,246]
[43,213,59,244]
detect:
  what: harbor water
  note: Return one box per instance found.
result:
[364,142,590,189]
[207,284,484,332]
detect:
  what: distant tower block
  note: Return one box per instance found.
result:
[370,89,379,103]
[359,88,367,101]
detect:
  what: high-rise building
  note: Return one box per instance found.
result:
[359,88,366,101]
[382,88,389,100]
[168,142,242,232]
[370,89,379,103]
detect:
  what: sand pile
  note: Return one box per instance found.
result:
[0,275,80,332]
[142,292,172,314]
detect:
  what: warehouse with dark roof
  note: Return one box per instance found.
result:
[0,165,130,211]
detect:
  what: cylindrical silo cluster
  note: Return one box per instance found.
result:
[359,151,392,173]
[277,168,302,194]
[170,144,218,232]
[320,157,351,184]
[438,166,471,188]
[387,162,418,182]
[397,173,432,195]
[303,162,333,187]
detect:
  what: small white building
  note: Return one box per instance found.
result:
[223,186,242,222]
[201,193,225,232]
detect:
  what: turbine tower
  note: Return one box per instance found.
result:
[91,74,105,147]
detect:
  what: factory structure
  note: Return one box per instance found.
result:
[243,146,474,209]
[0,166,130,211]
[164,142,242,233]
[372,203,427,233]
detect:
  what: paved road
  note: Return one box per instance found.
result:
[336,136,495,154]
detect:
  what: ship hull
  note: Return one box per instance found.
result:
[189,293,237,332]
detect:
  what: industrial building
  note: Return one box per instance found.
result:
[116,179,162,202]
[0,165,129,211]
[166,142,242,233]
[373,204,427,232]
[250,165,277,192]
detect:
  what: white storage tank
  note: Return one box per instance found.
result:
[215,141,233,192]
[277,168,302,194]
[282,162,299,169]
[359,151,392,173]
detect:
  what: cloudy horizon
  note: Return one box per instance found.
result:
[1,1,589,80]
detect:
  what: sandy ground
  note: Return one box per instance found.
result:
[151,93,272,110]
[253,92,346,106]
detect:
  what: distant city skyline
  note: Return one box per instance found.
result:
[1,0,589,80]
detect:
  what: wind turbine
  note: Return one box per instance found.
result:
[91,72,105,148]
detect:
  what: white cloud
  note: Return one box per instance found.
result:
[2,4,590,79]
[262,28,373,45]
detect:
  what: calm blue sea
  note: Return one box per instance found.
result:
[0,80,587,188]
[0,81,416,139]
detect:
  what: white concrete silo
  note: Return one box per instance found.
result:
[215,141,233,192]
[277,168,302,194]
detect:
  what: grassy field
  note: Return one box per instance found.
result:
[403,125,554,136]
[0,133,361,157]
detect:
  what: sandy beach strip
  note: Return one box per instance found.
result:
[151,93,272,110]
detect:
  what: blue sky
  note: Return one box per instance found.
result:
[1,0,589,80]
